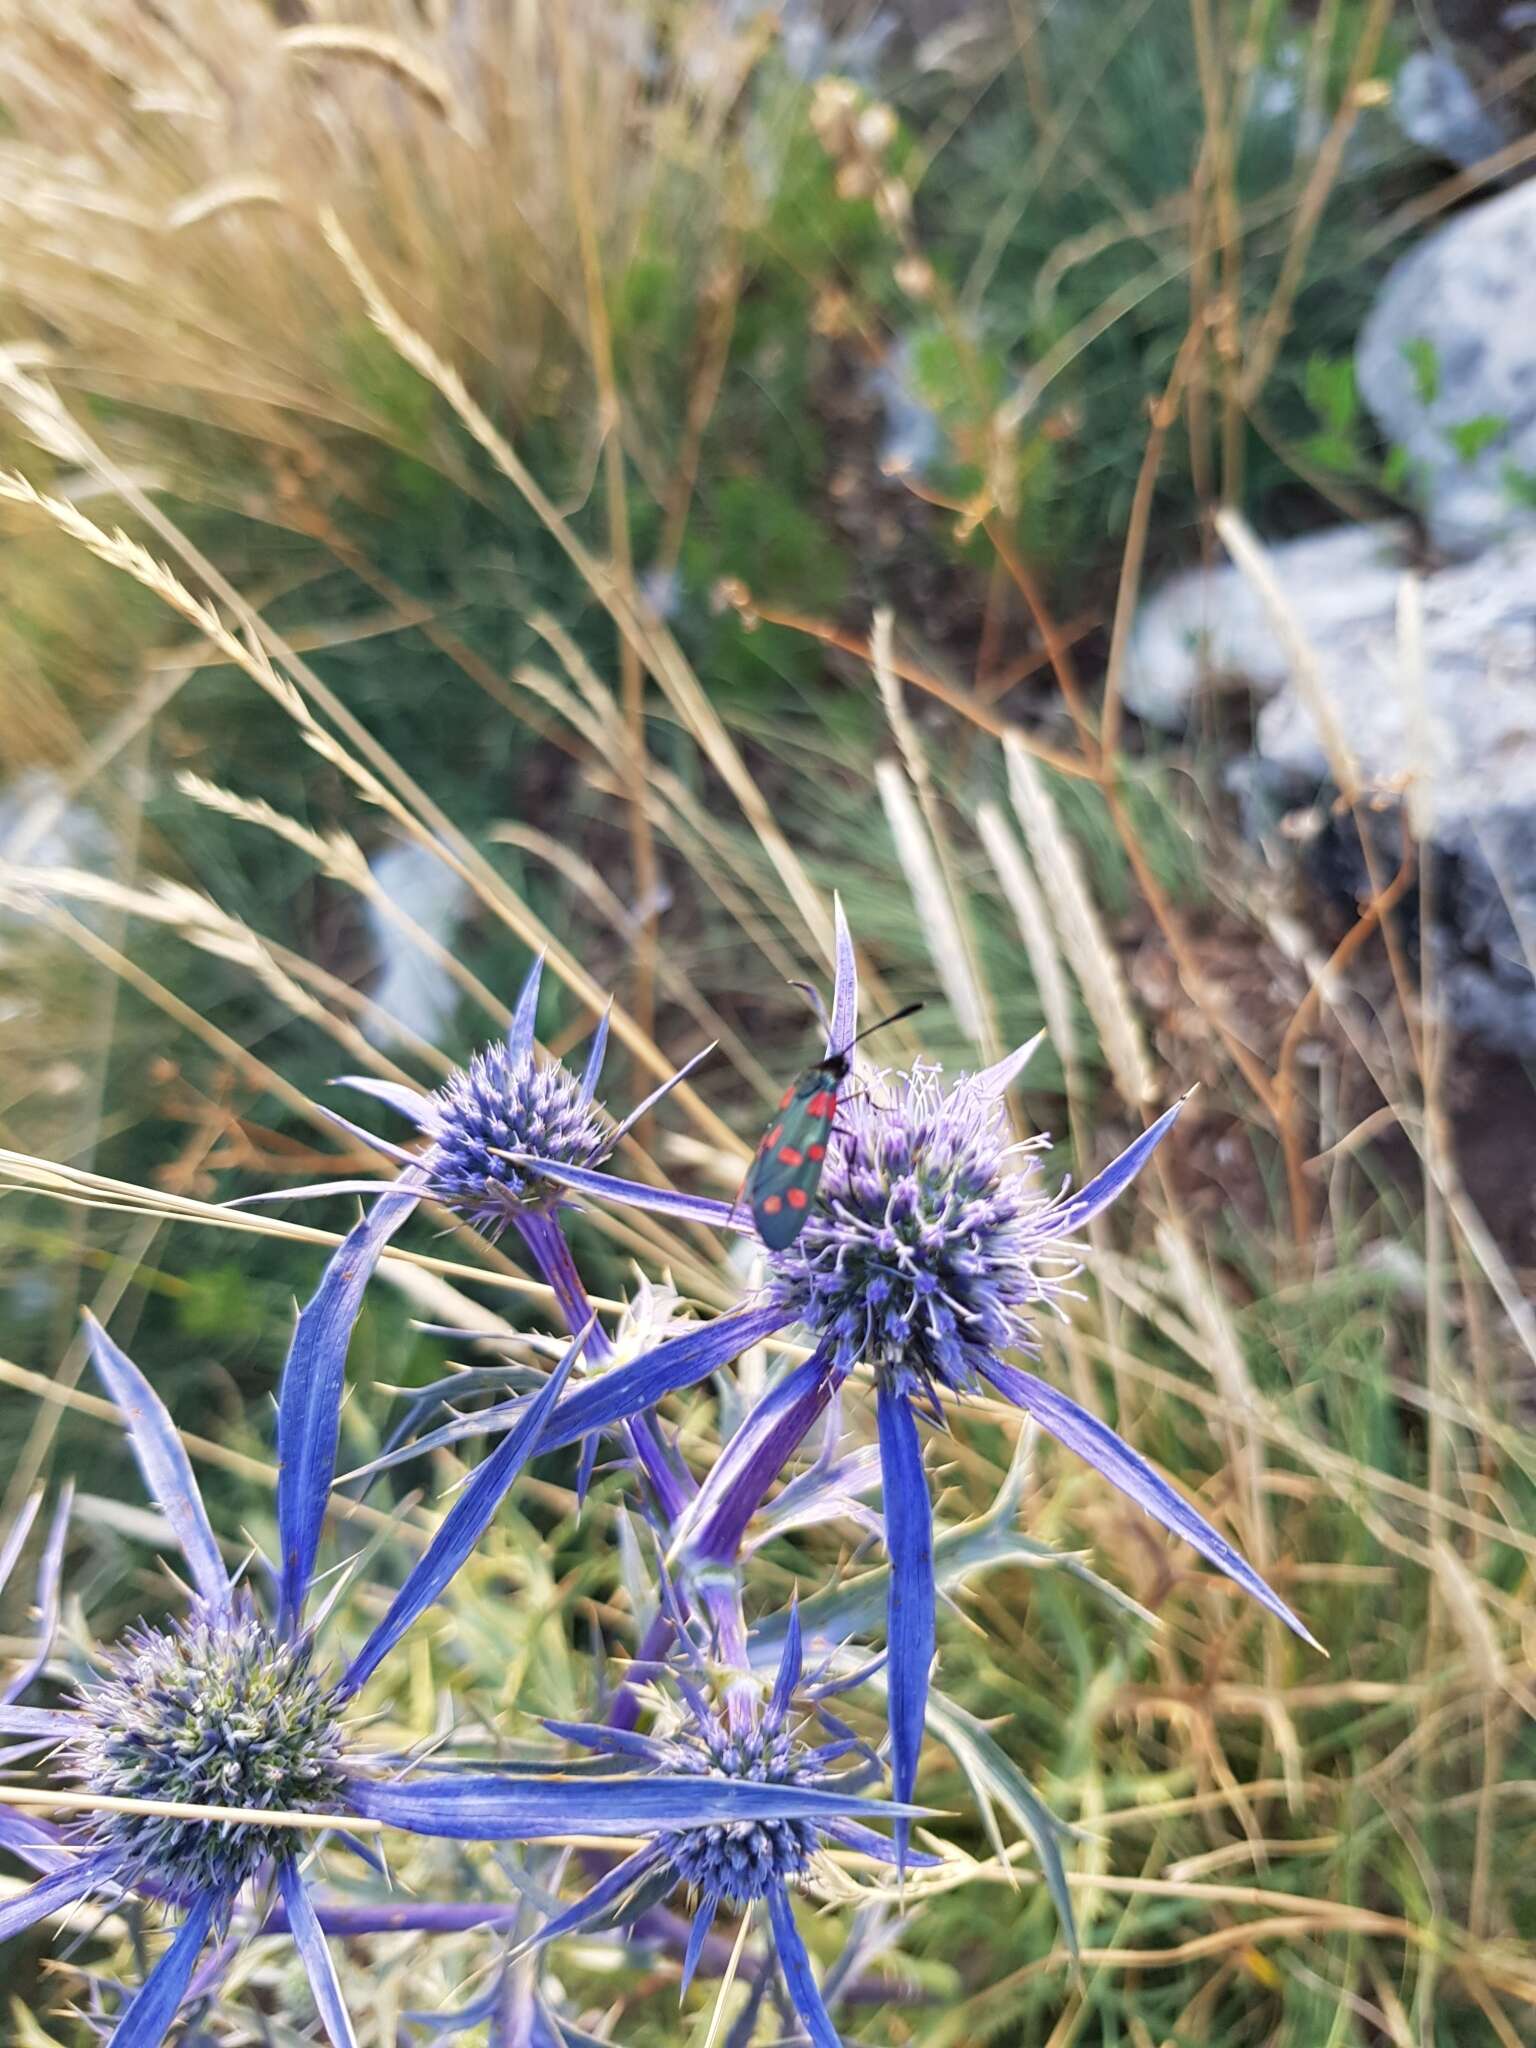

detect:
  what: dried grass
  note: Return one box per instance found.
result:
[1002,733,1154,1108]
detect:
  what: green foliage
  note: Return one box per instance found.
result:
[886,8,1436,580]
[174,1264,268,1345]
[1402,335,1441,406]
[1306,352,1360,437]
[1445,412,1507,464]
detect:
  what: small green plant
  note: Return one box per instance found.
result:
[1402,334,1441,406]
[1445,412,1508,464]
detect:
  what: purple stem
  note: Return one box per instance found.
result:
[607,1610,675,1734]
[680,1346,843,1569]
[514,1209,693,1525]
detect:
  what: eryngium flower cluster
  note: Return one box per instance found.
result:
[490,906,1317,1897]
[419,1036,610,1229]
[63,1609,344,1901]
[535,1607,914,2037]
[656,1716,819,1906]
[0,921,1320,2048]
[767,1058,1070,1399]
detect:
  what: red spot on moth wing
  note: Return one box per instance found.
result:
[808,1142,826,1161]
[786,1187,809,1210]
[759,1123,783,1153]
[806,1091,837,1118]
[762,1194,784,1214]
[778,1088,795,1110]
[777,1146,804,1166]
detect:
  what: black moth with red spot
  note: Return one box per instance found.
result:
[746,1004,924,1250]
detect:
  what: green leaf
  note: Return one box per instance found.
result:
[1304,353,1358,434]
[1297,429,1365,479]
[1381,443,1414,495]
[923,1684,1082,1960]
[1401,336,1440,407]
[1446,414,1507,464]
[1502,461,1536,511]
[750,1427,1157,1663]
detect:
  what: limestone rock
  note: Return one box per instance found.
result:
[1356,181,1536,556]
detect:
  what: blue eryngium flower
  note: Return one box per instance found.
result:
[0,1306,570,2042]
[0,1311,896,2043]
[243,950,723,1523]
[536,1607,917,2048]
[513,899,1321,1854]
[275,950,712,1239]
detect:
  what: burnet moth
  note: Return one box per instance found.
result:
[746,1002,924,1250]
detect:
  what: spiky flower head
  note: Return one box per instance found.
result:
[325,954,711,1239]
[63,1606,345,1903]
[654,1706,820,1908]
[419,1037,611,1232]
[536,1605,911,2043]
[767,1058,1073,1400]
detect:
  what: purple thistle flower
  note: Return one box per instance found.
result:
[60,1609,346,1903]
[764,1056,1089,1402]
[511,898,1320,1861]
[534,1606,926,2047]
[0,1307,571,2041]
[277,951,714,1240]
[416,1034,611,1233]
[237,950,730,1522]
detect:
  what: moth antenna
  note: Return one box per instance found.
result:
[836,1001,924,1059]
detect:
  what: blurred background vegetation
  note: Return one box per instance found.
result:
[2,0,1535,2041]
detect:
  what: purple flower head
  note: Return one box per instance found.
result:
[651,1707,820,1907]
[766,1057,1072,1401]
[299,952,712,1241]
[61,1605,345,1905]
[0,1302,590,2042]
[417,1033,610,1232]
[537,1607,925,2046]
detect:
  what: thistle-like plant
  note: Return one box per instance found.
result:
[536,1603,927,2048]
[0,1300,907,2043]
[246,951,748,1530]
[492,899,1320,1846]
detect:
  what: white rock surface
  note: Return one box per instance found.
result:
[1123,524,1412,729]
[1356,180,1536,556]
[1130,520,1536,1047]
[1130,522,1536,838]
[365,839,470,1050]
[1253,529,1536,840]
[1393,49,1511,169]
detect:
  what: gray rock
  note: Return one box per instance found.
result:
[1394,49,1511,169]
[1259,530,1536,1053]
[1123,524,1411,729]
[1438,808,1536,1050]
[868,338,944,480]
[1130,522,1536,1049]
[365,839,470,1050]
[1253,529,1536,841]
[1356,180,1536,556]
